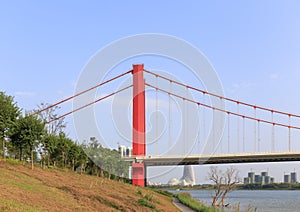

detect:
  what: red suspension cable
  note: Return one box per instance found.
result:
[34,70,132,115]
[47,85,133,124]
[145,82,300,130]
[144,69,300,119]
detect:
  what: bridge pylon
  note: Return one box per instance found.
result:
[132,64,146,186]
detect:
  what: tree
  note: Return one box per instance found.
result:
[41,134,59,167]
[0,92,20,159]
[76,145,88,174]
[84,137,130,180]
[10,113,45,169]
[208,166,240,207]
[68,143,81,171]
[57,132,73,168]
[35,103,66,135]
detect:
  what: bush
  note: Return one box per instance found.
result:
[176,192,217,212]
[137,198,155,209]
[152,189,174,197]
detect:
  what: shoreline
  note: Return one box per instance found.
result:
[150,183,300,191]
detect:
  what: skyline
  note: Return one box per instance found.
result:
[1,1,300,183]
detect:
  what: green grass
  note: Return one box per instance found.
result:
[137,198,156,209]
[176,192,218,212]
[152,188,174,197]
[136,189,162,211]
[0,197,40,212]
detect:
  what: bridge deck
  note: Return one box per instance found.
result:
[125,152,300,166]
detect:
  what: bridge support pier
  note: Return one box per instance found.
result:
[132,64,146,187]
[132,163,146,186]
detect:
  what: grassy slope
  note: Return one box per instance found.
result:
[0,160,179,211]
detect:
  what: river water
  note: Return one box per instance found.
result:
[171,190,300,211]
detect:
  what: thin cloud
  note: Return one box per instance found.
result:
[228,82,256,95]
[233,82,256,89]
[14,91,36,97]
[269,73,279,80]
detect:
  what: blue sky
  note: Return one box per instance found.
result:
[1,1,300,183]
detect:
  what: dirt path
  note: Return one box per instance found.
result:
[172,198,196,212]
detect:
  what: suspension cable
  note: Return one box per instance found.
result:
[155,76,158,155]
[144,69,300,119]
[237,102,240,152]
[212,108,215,152]
[243,116,245,152]
[288,115,291,152]
[254,107,257,152]
[203,91,206,144]
[257,120,261,152]
[183,97,186,154]
[168,81,172,149]
[197,103,201,154]
[227,112,230,153]
[145,83,300,130]
[35,70,132,115]
[271,111,275,152]
[185,87,188,154]
[47,85,133,124]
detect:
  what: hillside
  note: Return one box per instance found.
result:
[0,160,179,211]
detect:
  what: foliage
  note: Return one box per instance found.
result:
[2,91,130,184]
[9,113,45,169]
[83,137,130,180]
[0,92,20,158]
[136,189,160,211]
[35,103,66,135]
[137,198,156,209]
[152,189,174,197]
[237,183,300,190]
[176,192,217,212]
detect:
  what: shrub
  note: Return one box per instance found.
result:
[176,192,217,212]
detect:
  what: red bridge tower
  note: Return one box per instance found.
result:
[132,64,146,186]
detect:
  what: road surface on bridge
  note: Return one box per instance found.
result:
[125,152,300,166]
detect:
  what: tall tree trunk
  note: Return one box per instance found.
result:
[80,163,84,174]
[2,130,5,160]
[72,159,75,171]
[19,146,22,161]
[96,167,99,177]
[221,191,228,207]
[47,153,50,167]
[91,164,94,175]
[30,146,34,170]
[62,151,65,168]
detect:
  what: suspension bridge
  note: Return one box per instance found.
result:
[37,64,300,187]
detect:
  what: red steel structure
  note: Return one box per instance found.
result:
[131,64,146,186]
[38,64,300,188]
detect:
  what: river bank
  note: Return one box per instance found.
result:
[151,182,300,191]
[170,190,300,212]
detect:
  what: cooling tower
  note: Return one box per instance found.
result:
[180,165,195,186]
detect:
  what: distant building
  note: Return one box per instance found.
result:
[126,147,132,157]
[291,172,297,183]
[248,172,255,184]
[261,171,268,177]
[244,177,250,184]
[167,165,195,186]
[244,171,274,185]
[265,176,271,184]
[284,174,291,183]
[118,145,126,157]
[118,145,132,157]
[255,175,262,184]
[283,172,297,183]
